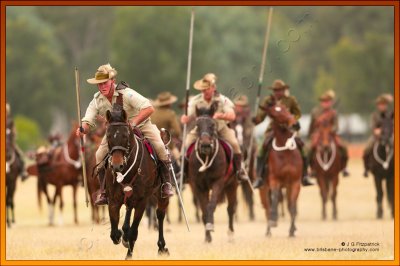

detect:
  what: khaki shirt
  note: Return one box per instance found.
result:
[188,92,234,131]
[370,110,392,131]
[256,94,301,132]
[308,106,338,138]
[82,88,152,129]
[150,107,182,138]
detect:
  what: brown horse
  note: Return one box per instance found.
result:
[104,105,169,259]
[310,110,343,220]
[258,96,302,237]
[364,111,394,219]
[27,125,81,225]
[188,103,238,243]
[5,119,26,228]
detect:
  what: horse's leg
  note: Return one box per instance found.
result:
[279,189,285,218]
[205,181,224,237]
[125,201,146,260]
[109,202,123,245]
[373,174,384,219]
[49,186,59,226]
[226,184,238,237]
[197,190,211,242]
[194,196,201,223]
[6,187,11,227]
[156,198,170,255]
[287,181,300,238]
[72,184,78,224]
[122,207,133,248]
[386,172,394,219]
[58,186,64,225]
[331,175,339,220]
[269,177,280,227]
[317,176,328,220]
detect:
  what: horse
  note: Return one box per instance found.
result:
[27,124,82,225]
[310,110,343,220]
[5,119,26,228]
[258,96,302,237]
[365,111,394,219]
[187,103,238,243]
[232,118,256,221]
[104,105,169,259]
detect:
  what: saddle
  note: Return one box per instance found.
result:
[132,127,158,163]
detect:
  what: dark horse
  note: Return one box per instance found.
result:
[365,111,394,219]
[104,105,169,259]
[258,96,302,237]
[5,119,26,228]
[310,110,343,220]
[27,125,81,225]
[188,103,238,243]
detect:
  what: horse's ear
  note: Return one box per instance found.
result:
[210,102,218,116]
[122,109,127,122]
[106,110,112,122]
[195,105,200,116]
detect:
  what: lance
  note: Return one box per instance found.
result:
[246,8,274,170]
[75,67,89,207]
[179,8,195,192]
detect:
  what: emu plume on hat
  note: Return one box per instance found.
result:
[87,63,117,84]
[193,73,217,91]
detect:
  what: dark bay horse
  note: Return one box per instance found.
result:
[258,96,302,237]
[188,103,238,243]
[365,111,394,219]
[104,105,169,259]
[6,119,26,227]
[310,110,343,220]
[27,125,81,225]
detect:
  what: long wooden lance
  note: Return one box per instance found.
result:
[179,8,195,191]
[246,8,274,170]
[75,67,89,207]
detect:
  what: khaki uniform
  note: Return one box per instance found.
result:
[151,106,182,159]
[82,87,168,166]
[308,106,338,138]
[184,92,241,154]
[364,110,393,153]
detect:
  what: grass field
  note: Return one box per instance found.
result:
[5,157,395,260]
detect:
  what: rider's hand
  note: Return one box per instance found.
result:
[373,128,381,137]
[76,124,88,137]
[292,121,301,131]
[213,112,224,120]
[181,115,190,124]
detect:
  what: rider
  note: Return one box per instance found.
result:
[180,73,248,182]
[362,93,393,177]
[76,63,174,205]
[252,79,313,189]
[307,89,350,177]
[150,91,182,166]
[6,102,28,180]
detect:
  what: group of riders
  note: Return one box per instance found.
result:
[6,63,394,206]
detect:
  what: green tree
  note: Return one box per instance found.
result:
[14,115,43,151]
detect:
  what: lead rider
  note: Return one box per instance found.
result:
[76,63,174,205]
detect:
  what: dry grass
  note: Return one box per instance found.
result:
[6,158,394,260]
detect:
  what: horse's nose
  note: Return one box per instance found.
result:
[112,163,124,172]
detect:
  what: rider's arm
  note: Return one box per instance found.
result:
[129,106,154,127]
[253,96,269,125]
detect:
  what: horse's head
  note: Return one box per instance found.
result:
[264,95,297,130]
[379,111,394,146]
[315,111,336,149]
[195,102,218,155]
[6,120,14,161]
[105,104,132,172]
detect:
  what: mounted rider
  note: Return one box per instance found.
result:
[252,79,313,188]
[180,73,248,182]
[76,63,174,205]
[362,93,393,177]
[307,89,350,177]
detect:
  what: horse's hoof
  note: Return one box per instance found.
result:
[268,220,277,228]
[266,231,272,237]
[289,233,295,238]
[125,254,132,260]
[122,238,129,248]
[158,248,170,256]
[205,237,212,243]
[205,223,214,232]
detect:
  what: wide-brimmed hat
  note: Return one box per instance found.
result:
[319,89,336,101]
[375,93,393,104]
[193,73,217,91]
[268,79,290,90]
[87,63,118,84]
[234,95,249,106]
[153,92,178,107]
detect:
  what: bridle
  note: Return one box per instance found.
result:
[107,121,133,167]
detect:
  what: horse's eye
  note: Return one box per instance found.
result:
[275,106,282,112]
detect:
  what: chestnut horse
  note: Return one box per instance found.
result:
[365,111,394,219]
[188,103,238,243]
[258,96,302,237]
[310,110,343,220]
[5,119,26,227]
[27,125,81,225]
[104,105,169,259]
